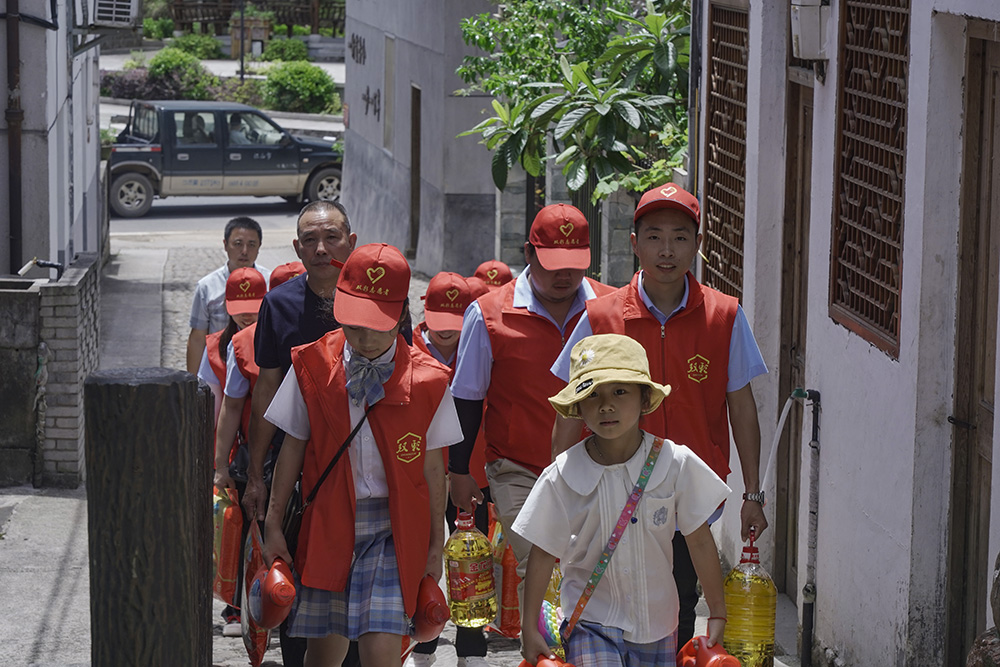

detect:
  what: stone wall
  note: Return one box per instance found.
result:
[0,278,44,485]
[37,253,101,488]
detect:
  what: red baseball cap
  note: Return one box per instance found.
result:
[269,261,305,290]
[474,260,513,290]
[633,182,701,228]
[334,243,410,331]
[465,276,490,300]
[226,267,267,315]
[528,204,591,270]
[421,272,471,332]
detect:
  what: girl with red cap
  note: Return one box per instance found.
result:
[262,244,462,666]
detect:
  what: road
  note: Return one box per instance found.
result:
[112,195,302,237]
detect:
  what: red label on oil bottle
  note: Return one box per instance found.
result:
[447,556,495,602]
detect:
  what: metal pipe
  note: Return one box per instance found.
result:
[801,389,821,667]
[6,0,24,273]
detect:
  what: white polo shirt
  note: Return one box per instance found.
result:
[265,340,463,499]
[512,430,730,643]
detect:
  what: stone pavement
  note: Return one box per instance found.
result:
[0,232,799,666]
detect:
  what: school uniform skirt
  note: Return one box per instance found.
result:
[288,497,411,639]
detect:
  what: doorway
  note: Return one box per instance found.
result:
[776,75,813,598]
[947,29,1000,666]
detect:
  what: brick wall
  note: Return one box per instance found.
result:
[38,253,101,488]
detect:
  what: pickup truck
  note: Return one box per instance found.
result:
[108,100,343,217]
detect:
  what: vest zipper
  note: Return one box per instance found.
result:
[660,323,665,339]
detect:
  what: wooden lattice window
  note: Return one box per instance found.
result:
[702,4,749,301]
[830,0,909,357]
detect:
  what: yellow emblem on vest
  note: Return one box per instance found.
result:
[396,432,423,463]
[687,354,710,383]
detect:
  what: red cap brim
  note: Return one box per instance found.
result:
[227,298,263,316]
[333,289,403,331]
[534,246,591,271]
[423,309,465,332]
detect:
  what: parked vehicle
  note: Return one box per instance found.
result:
[108,100,342,217]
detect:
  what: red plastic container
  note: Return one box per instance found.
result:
[678,636,741,667]
[412,575,450,642]
[247,558,296,629]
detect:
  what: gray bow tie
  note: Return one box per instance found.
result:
[346,354,394,407]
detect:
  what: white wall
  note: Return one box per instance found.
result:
[714,0,1000,662]
[0,0,101,276]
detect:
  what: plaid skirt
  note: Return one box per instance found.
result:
[287,497,411,639]
[562,620,677,667]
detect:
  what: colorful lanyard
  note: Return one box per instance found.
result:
[565,436,665,639]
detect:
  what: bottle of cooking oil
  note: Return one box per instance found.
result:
[723,530,777,667]
[445,511,497,627]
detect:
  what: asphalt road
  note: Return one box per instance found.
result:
[111,195,302,236]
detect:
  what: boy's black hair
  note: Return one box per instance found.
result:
[298,200,351,234]
[224,216,263,243]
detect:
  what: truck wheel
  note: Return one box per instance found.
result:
[110,173,154,217]
[306,167,342,202]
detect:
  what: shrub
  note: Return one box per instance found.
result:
[261,38,309,62]
[172,33,223,60]
[101,69,152,99]
[148,48,219,100]
[143,16,174,40]
[211,77,266,108]
[263,61,335,113]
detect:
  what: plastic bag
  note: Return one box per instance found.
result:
[212,486,242,605]
[486,504,521,638]
[241,522,271,667]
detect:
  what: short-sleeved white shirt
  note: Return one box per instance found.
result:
[265,340,463,499]
[511,431,730,643]
[189,263,271,333]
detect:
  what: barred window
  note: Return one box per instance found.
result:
[702,4,749,301]
[830,0,909,357]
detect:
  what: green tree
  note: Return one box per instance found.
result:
[460,1,691,199]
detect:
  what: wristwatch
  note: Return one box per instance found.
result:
[742,491,765,504]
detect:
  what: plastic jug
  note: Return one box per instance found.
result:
[444,511,497,627]
[723,530,777,667]
[247,557,296,629]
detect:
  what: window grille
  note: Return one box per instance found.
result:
[703,5,749,301]
[830,0,909,357]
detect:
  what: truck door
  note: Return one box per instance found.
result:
[222,111,302,196]
[162,111,224,195]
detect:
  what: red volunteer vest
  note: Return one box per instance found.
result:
[205,330,227,389]
[586,272,737,479]
[231,324,259,439]
[292,330,450,615]
[414,323,489,489]
[478,277,616,475]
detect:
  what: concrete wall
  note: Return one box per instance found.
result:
[0,0,102,276]
[342,0,496,277]
[720,0,1000,663]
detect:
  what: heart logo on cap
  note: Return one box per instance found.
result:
[367,267,386,284]
[660,185,678,198]
[239,280,251,293]
[445,288,459,302]
[486,269,498,280]
[559,222,574,237]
